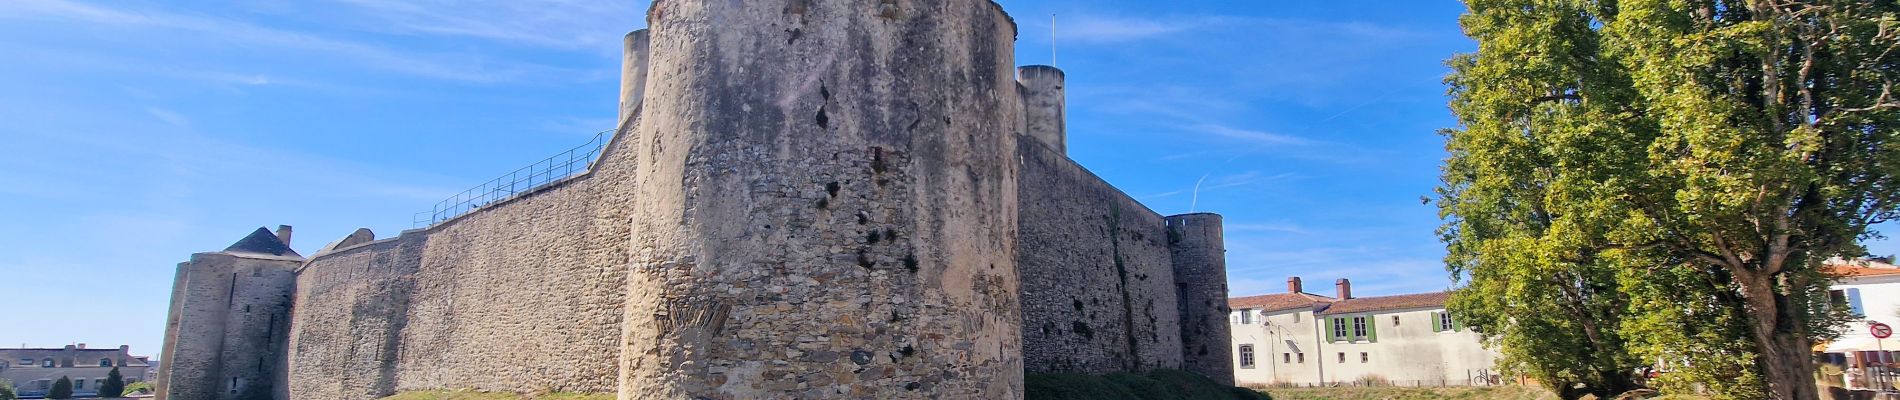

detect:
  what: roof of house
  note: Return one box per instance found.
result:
[1318,292,1450,315]
[1825,258,1900,279]
[0,348,152,367]
[1227,292,1335,313]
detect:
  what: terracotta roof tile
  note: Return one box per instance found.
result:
[1319,292,1449,315]
[1828,265,1900,278]
[1228,292,1334,313]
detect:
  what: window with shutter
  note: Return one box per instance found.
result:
[1352,316,1367,340]
[1330,317,1347,342]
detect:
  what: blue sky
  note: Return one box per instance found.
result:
[2,0,1894,358]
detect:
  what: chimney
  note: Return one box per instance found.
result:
[1336,278,1352,300]
[275,225,294,246]
[1287,277,1304,293]
[76,343,85,350]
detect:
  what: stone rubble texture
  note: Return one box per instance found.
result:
[156,1,1233,399]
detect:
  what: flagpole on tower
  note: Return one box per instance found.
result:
[1051,13,1058,66]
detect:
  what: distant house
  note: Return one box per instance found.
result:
[0,344,152,398]
[1819,258,1900,390]
[1228,277,1499,387]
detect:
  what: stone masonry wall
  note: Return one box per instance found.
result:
[1016,138,1185,375]
[286,235,422,399]
[288,116,643,399]
[615,1,1023,398]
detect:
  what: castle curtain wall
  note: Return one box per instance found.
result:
[287,114,644,398]
[1016,138,1188,374]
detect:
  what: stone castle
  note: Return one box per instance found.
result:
[155,1,1233,399]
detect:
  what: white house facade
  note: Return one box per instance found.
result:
[1820,258,1900,390]
[1228,277,1499,387]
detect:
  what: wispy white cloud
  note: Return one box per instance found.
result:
[145,107,190,127]
[1041,15,1425,45]
[1193,124,1314,146]
[1205,171,1297,189]
[322,0,642,52]
[1055,15,1200,43]
[0,0,580,83]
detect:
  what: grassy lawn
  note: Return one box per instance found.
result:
[380,391,614,400]
[1260,386,1561,400]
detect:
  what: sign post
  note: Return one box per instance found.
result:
[1873,321,1892,391]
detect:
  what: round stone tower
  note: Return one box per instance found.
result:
[1167,213,1234,386]
[618,1,1023,398]
[1016,65,1066,154]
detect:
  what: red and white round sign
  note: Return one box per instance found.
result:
[1874,322,1893,339]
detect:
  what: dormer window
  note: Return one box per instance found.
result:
[42,358,54,367]
[100,358,113,367]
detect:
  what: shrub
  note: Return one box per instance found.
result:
[0,378,16,400]
[49,376,72,399]
[1352,374,1392,387]
[98,367,125,398]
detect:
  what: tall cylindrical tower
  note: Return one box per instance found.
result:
[1167,213,1234,386]
[1017,65,1066,154]
[617,29,651,128]
[619,1,1023,398]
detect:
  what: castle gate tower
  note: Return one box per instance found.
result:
[617,0,1024,398]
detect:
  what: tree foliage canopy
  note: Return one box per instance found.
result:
[98,367,125,398]
[1441,0,1900,398]
[49,376,71,399]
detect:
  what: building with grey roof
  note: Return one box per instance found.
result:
[1,344,152,398]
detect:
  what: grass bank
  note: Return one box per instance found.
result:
[1025,369,1271,400]
[1260,385,1559,400]
[380,391,613,400]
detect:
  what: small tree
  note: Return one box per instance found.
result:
[48,376,72,399]
[98,367,124,398]
[0,378,17,400]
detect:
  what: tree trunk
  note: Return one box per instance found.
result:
[1735,270,1821,400]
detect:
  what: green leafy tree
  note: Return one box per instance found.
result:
[98,367,124,398]
[1441,0,1662,398]
[49,376,72,399]
[0,378,17,400]
[1442,0,1900,398]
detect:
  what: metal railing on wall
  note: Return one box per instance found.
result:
[412,129,614,228]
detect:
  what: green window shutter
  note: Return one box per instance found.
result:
[1367,315,1378,343]
[1450,313,1463,331]
[1430,312,1443,333]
